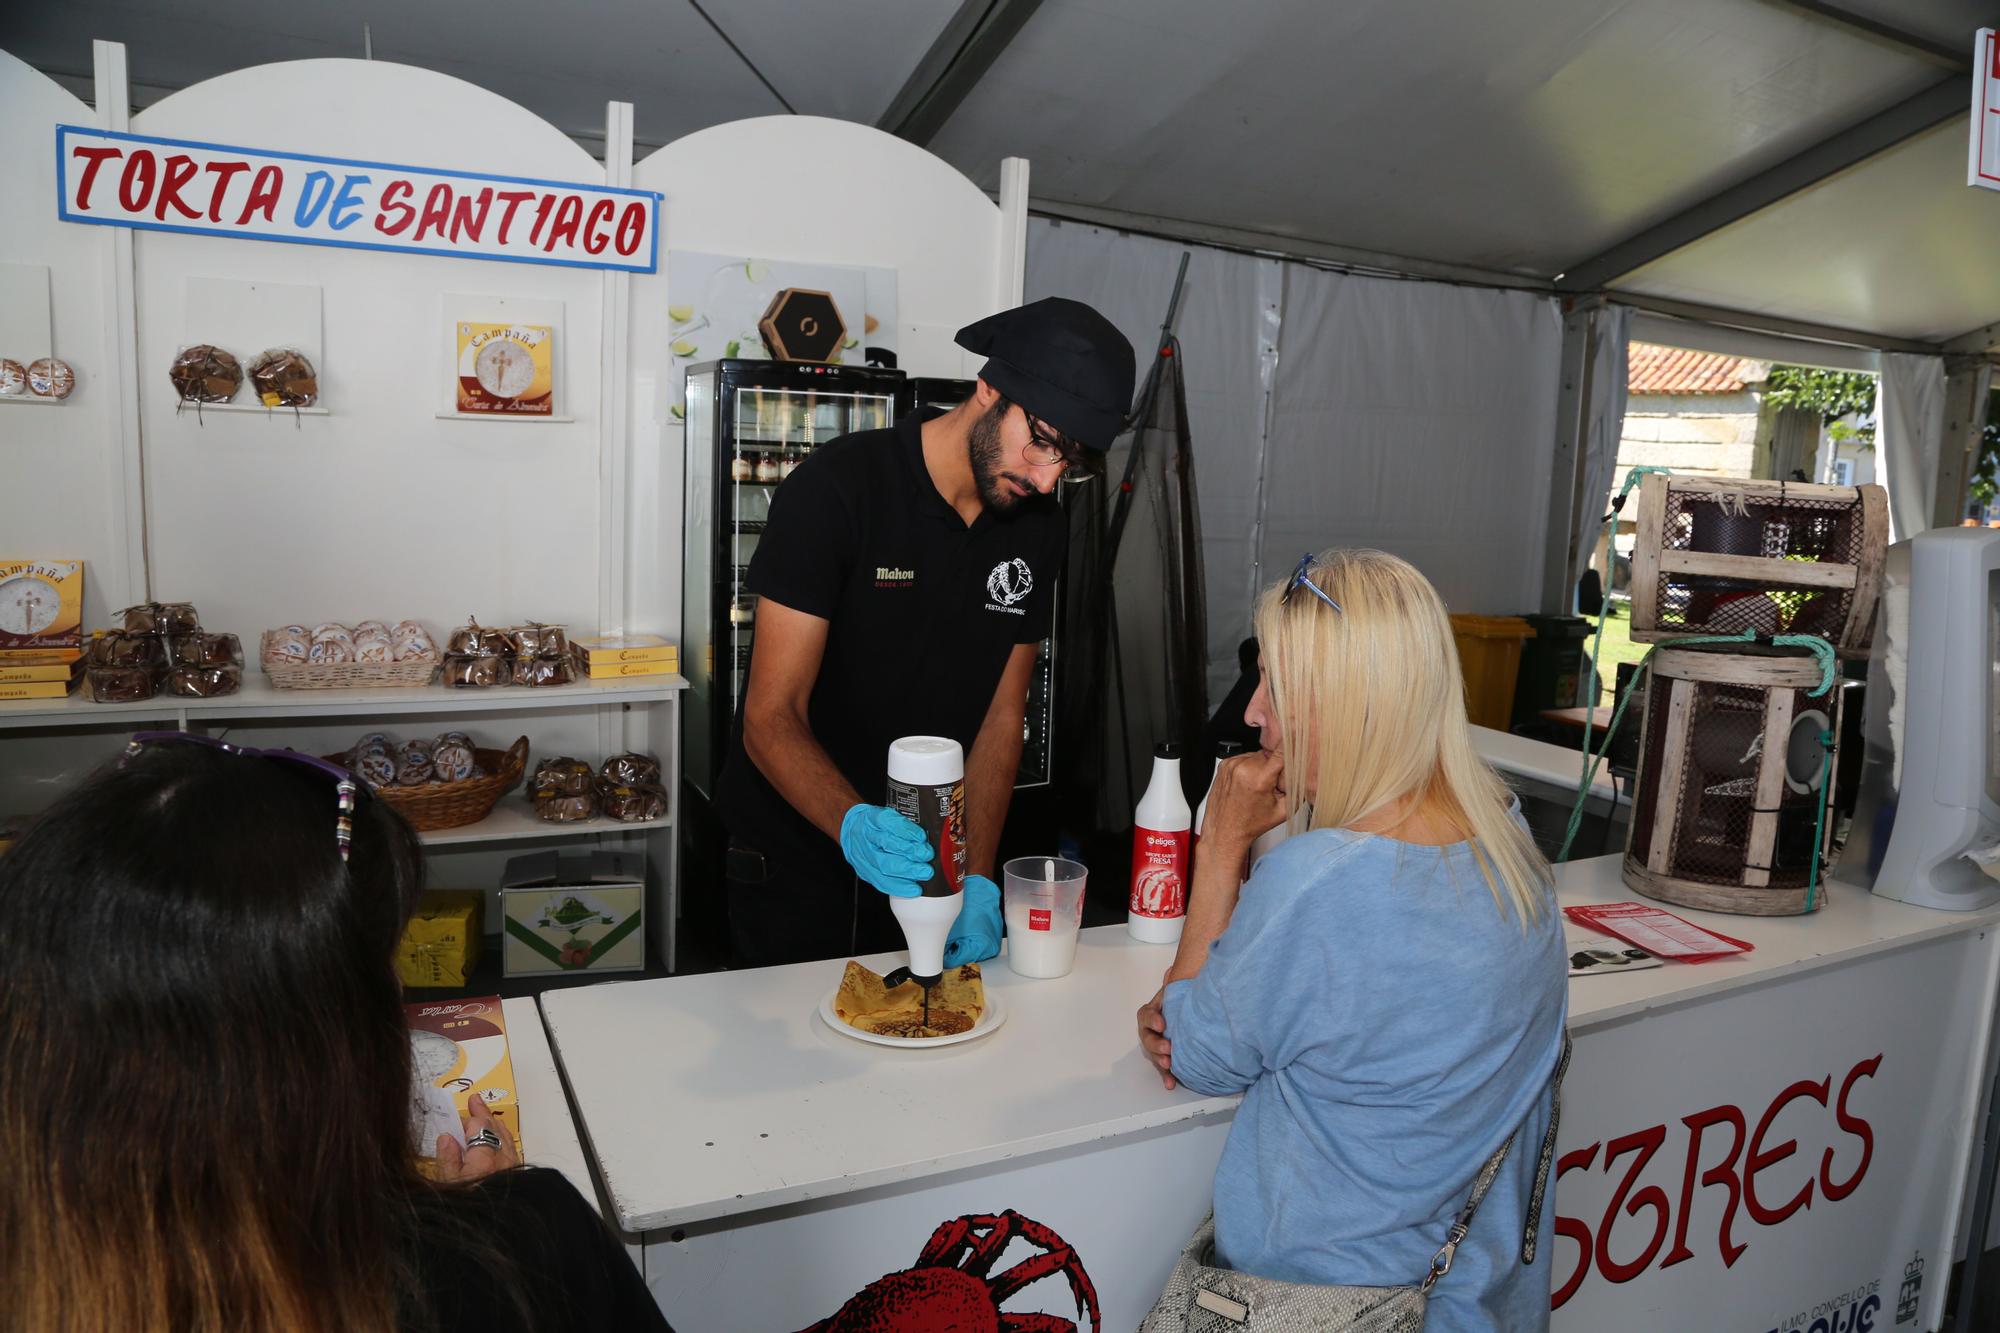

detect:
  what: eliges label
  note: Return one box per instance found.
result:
[887,775,966,898]
[1129,827,1191,919]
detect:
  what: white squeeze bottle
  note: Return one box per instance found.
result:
[1128,742,1192,943]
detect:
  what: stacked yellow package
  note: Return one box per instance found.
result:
[570,633,677,680]
[396,891,484,988]
[0,560,84,700]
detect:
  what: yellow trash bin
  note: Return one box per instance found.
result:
[1448,615,1534,730]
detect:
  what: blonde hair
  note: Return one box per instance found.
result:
[1252,548,1551,924]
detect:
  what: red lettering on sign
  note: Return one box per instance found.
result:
[1745,1077,1829,1227]
[543,194,583,251]
[528,193,558,248]
[1551,1143,1600,1310]
[494,191,536,245]
[118,151,157,213]
[375,180,415,235]
[155,154,202,221]
[1820,1054,1881,1202]
[581,198,614,254]
[614,200,647,256]
[412,184,452,242]
[236,166,282,224]
[449,187,494,243]
[203,161,248,222]
[1596,1124,1670,1283]
[1662,1104,1746,1269]
[70,146,123,210]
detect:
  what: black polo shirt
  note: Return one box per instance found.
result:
[715,408,1064,868]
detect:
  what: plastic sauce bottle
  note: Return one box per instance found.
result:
[1193,739,1248,855]
[1129,742,1192,943]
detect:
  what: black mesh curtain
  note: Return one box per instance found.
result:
[1055,340,1210,831]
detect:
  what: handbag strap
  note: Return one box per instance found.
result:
[1420,1030,1573,1294]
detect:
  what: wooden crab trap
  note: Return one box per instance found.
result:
[1630,474,1886,655]
[1624,645,1843,916]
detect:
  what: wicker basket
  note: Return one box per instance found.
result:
[261,630,440,690]
[333,737,530,832]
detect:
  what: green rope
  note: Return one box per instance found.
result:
[1804,728,1835,913]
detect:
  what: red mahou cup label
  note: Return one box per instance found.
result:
[1029,908,1052,931]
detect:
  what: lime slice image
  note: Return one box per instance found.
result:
[668,304,695,323]
[671,339,698,357]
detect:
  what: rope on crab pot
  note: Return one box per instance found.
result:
[1578,466,1672,780]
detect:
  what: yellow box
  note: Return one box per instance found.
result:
[455,322,553,415]
[0,680,74,701]
[395,891,483,988]
[584,658,678,680]
[0,662,81,684]
[405,996,520,1161]
[0,560,84,653]
[571,633,677,667]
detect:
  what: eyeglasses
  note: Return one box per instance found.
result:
[1021,409,1102,483]
[1282,553,1343,614]
[121,731,361,862]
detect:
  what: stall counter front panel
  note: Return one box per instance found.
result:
[539,856,2000,1331]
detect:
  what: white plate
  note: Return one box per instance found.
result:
[818,987,1007,1049]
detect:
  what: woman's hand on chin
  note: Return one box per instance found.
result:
[1205,749,1288,848]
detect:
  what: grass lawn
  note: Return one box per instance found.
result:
[1579,599,1652,704]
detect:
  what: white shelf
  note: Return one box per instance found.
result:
[0,671,686,730]
[434,412,578,423]
[0,394,67,407]
[418,798,664,847]
[171,401,329,417]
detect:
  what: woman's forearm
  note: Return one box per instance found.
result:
[1166,833,1250,983]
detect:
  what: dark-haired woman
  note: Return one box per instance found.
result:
[0,735,673,1333]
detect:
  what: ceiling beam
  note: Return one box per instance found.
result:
[877,0,1043,146]
[1611,292,1943,356]
[1554,77,1967,293]
[1758,0,1971,72]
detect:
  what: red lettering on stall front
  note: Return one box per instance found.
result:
[70,146,123,209]
[375,180,415,235]
[581,198,614,254]
[614,200,647,256]
[118,151,157,213]
[1821,1054,1881,1201]
[155,154,202,221]
[236,166,282,224]
[542,194,583,251]
[1551,1144,1601,1310]
[1744,1077,1828,1227]
[1548,1055,1881,1312]
[449,188,494,243]
[1596,1125,1670,1283]
[412,184,453,241]
[203,161,249,221]
[1661,1104,1746,1269]
[528,193,557,248]
[494,191,536,244]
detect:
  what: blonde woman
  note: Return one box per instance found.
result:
[1137,549,1568,1329]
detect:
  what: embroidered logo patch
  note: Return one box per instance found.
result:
[985,558,1033,608]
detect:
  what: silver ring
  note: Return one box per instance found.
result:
[464,1128,503,1154]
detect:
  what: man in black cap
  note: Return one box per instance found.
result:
[716,297,1137,967]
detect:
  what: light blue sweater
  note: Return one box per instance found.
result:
[1163,820,1568,1331]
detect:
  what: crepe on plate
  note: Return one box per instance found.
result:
[834,961,984,1038]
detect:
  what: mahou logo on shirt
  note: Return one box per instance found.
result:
[985,558,1032,614]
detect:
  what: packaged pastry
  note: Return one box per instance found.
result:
[27,358,75,400]
[601,783,668,823]
[446,619,509,657]
[0,360,25,396]
[156,603,200,635]
[308,638,355,665]
[396,754,435,786]
[166,665,241,697]
[118,604,164,634]
[511,655,574,688]
[267,631,311,663]
[431,737,476,783]
[281,623,309,637]
[88,666,157,702]
[246,348,318,408]
[509,622,569,658]
[437,730,472,749]
[442,654,507,688]
[168,345,241,404]
[352,750,397,789]
[312,622,355,643]
[533,793,598,823]
[351,732,393,759]
[599,752,662,787]
[354,637,393,665]
[92,633,161,669]
[168,633,242,668]
[530,757,595,800]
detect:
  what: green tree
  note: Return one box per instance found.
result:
[1974,386,2000,510]
[1763,365,1877,449]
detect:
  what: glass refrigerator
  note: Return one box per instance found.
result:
[682,359,905,798]
[902,377,1058,791]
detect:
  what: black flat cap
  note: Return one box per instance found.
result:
[955,297,1136,452]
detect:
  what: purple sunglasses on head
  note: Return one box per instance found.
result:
[122,731,361,863]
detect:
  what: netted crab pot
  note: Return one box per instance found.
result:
[1624,645,1844,916]
[1629,474,1886,656]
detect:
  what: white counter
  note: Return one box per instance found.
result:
[500,994,597,1213]
[1472,723,1627,813]
[541,859,2000,1329]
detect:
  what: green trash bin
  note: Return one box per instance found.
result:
[1510,614,1593,730]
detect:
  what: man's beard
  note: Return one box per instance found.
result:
[968,400,1036,514]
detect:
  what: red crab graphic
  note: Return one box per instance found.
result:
[800,1209,1101,1333]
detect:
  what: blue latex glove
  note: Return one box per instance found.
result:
[943,874,1003,967]
[839,804,933,898]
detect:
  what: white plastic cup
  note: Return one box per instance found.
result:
[1002,857,1087,979]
